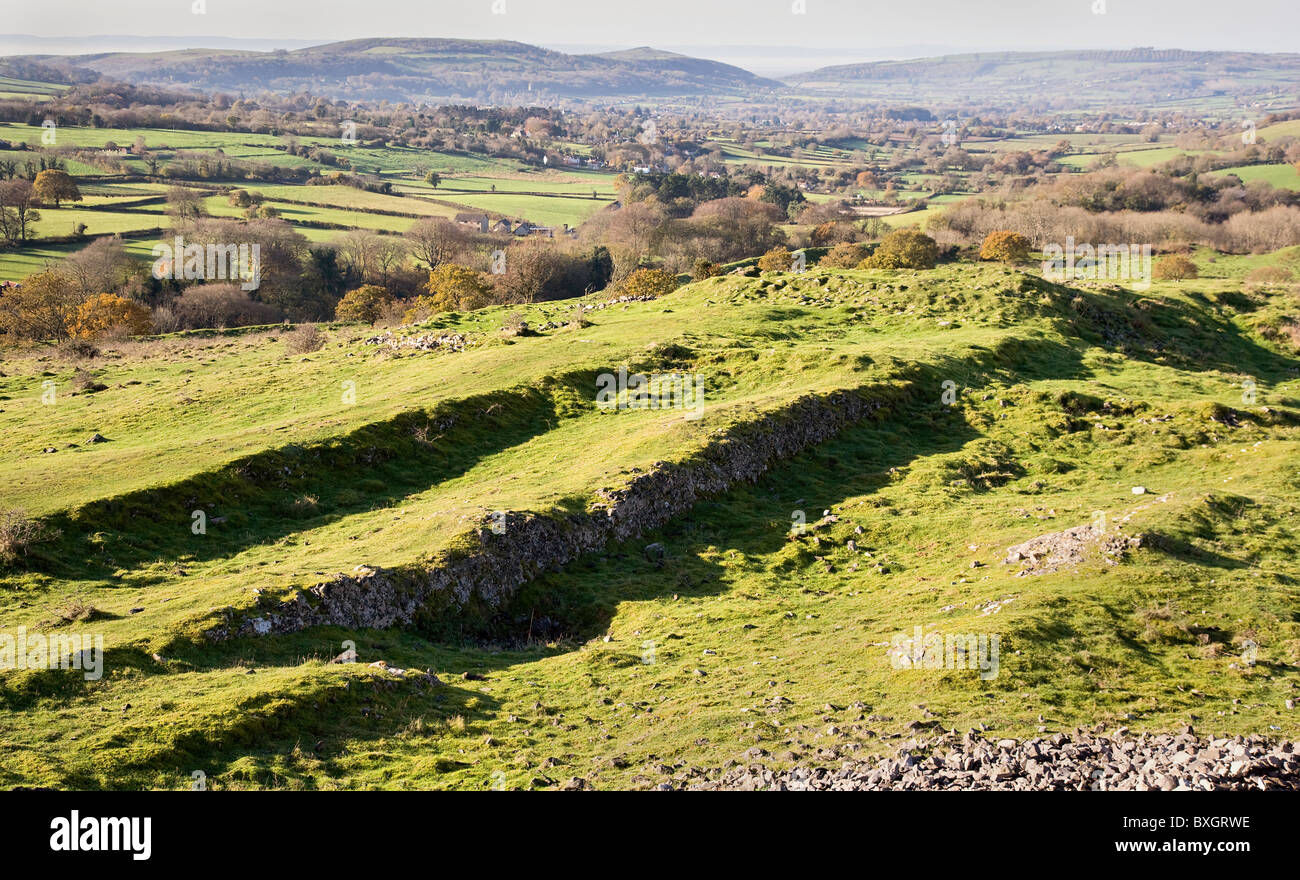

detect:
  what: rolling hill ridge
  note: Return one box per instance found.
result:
[15,37,782,102]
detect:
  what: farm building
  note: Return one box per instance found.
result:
[454,213,490,232]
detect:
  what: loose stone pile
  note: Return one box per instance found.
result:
[687,729,1300,791]
[533,294,659,329]
[363,330,469,352]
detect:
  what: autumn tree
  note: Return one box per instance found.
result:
[411,264,492,317]
[692,259,721,281]
[0,271,82,340]
[70,294,154,339]
[334,284,394,324]
[757,246,796,272]
[32,169,81,208]
[860,228,940,269]
[229,189,263,208]
[810,219,859,247]
[619,267,679,299]
[979,230,1033,263]
[1152,255,1199,281]
[819,241,869,269]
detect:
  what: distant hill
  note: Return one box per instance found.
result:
[786,48,1300,110]
[7,41,1298,110]
[12,38,781,102]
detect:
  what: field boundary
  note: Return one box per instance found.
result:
[206,382,904,643]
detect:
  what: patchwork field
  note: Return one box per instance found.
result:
[1211,163,1300,191]
[2,253,1298,789]
[0,120,625,274]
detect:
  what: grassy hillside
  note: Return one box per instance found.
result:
[2,257,1299,789]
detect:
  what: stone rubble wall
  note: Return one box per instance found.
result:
[206,386,890,642]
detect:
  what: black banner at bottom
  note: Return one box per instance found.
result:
[0,792,1287,867]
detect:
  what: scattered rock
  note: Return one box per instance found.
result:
[363,330,470,353]
[1003,523,1144,575]
[686,731,1300,791]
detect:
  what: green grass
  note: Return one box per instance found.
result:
[2,249,1299,790]
[200,194,441,231]
[0,77,70,99]
[882,205,944,228]
[236,184,459,217]
[1256,119,1300,141]
[0,122,284,151]
[427,174,616,197]
[1209,163,1300,191]
[426,191,612,227]
[28,206,167,238]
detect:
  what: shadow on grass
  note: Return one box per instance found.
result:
[31,373,601,584]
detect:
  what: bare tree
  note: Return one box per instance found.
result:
[406,217,472,269]
[62,236,135,297]
[165,186,206,229]
[494,238,561,304]
[581,201,665,282]
[335,229,408,287]
[0,179,40,245]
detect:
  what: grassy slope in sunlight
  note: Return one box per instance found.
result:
[2,256,1299,789]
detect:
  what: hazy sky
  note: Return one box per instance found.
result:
[5,0,1299,56]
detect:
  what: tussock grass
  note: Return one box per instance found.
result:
[0,509,59,566]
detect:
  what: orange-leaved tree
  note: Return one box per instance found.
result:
[334,284,394,324]
[979,230,1032,263]
[0,270,82,340]
[619,267,680,299]
[32,169,81,208]
[70,294,154,339]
